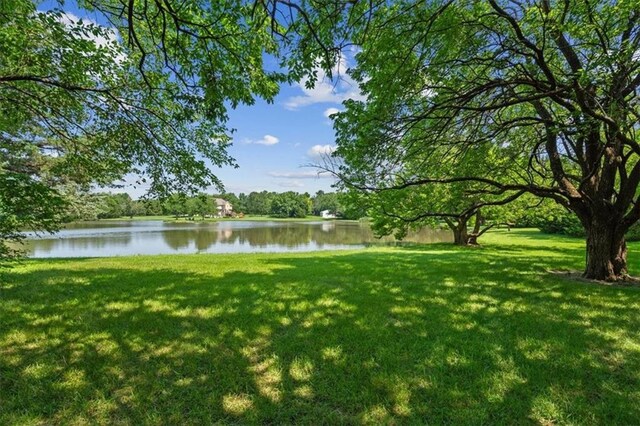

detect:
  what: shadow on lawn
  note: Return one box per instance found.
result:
[1,247,639,424]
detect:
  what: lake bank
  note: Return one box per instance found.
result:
[2,229,639,424]
[100,215,349,222]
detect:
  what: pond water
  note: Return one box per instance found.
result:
[23,220,452,258]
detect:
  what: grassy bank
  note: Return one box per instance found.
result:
[1,230,639,424]
[100,215,332,222]
[100,215,170,221]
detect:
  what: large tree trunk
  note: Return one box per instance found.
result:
[445,217,469,245]
[446,211,489,246]
[584,221,628,281]
[452,224,469,245]
[466,210,483,245]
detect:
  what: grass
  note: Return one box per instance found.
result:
[217,215,329,222]
[100,215,170,221]
[101,215,332,222]
[1,229,639,424]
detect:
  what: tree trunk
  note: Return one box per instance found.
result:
[584,222,628,281]
[452,224,469,245]
[466,210,483,245]
[445,214,483,246]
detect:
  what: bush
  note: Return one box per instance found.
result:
[513,198,584,237]
[535,214,584,237]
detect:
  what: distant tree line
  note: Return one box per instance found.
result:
[69,188,640,242]
[62,190,366,221]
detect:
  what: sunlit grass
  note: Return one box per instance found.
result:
[1,229,639,424]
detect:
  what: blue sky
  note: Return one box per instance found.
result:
[40,1,362,198]
[219,67,364,195]
[209,79,350,196]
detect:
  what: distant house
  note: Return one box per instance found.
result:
[320,210,336,219]
[215,198,233,217]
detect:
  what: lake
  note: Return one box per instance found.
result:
[23,220,452,258]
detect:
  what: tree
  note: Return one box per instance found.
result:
[344,172,521,245]
[270,192,308,218]
[193,194,214,219]
[163,194,187,218]
[1,0,285,258]
[184,197,199,219]
[312,191,340,216]
[329,118,527,245]
[337,192,367,220]
[141,199,163,216]
[246,191,273,215]
[130,200,147,217]
[0,173,65,261]
[235,193,249,214]
[295,0,640,280]
[94,193,135,219]
[55,185,103,222]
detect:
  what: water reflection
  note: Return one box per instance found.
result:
[24,220,452,258]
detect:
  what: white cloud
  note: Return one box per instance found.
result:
[277,180,305,188]
[307,144,336,160]
[55,12,125,63]
[324,107,341,118]
[284,54,365,110]
[256,135,279,145]
[268,171,334,179]
[244,134,279,146]
[59,13,116,46]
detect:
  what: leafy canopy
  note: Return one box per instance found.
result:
[0,0,290,258]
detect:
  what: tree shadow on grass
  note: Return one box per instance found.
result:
[1,248,639,424]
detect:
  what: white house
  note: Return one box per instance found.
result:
[215,198,233,217]
[320,210,336,219]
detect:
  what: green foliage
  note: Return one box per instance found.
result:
[510,197,584,237]
[185,194,215,219]
[536,215,585,237]
[529,210,585,238]
[336,192,367,220]
[625,223,640,242]
[288,0,640,276]
[95,193,134,219]
[0,0,287,260]
[246,191,273,216]
[163,194,188,218]
[0,172,65,261]
[270,192,309,218]
[57,186,104,222]
[141,199,163,216]
[63,191,349,221]
[312,191,339,215]
[500,196,640,241]
[234,193,249,214]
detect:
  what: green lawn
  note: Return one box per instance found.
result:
[1,230,639,424]
[101,215,331,222]
[100,215,171,221]
[217,215,329,222]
